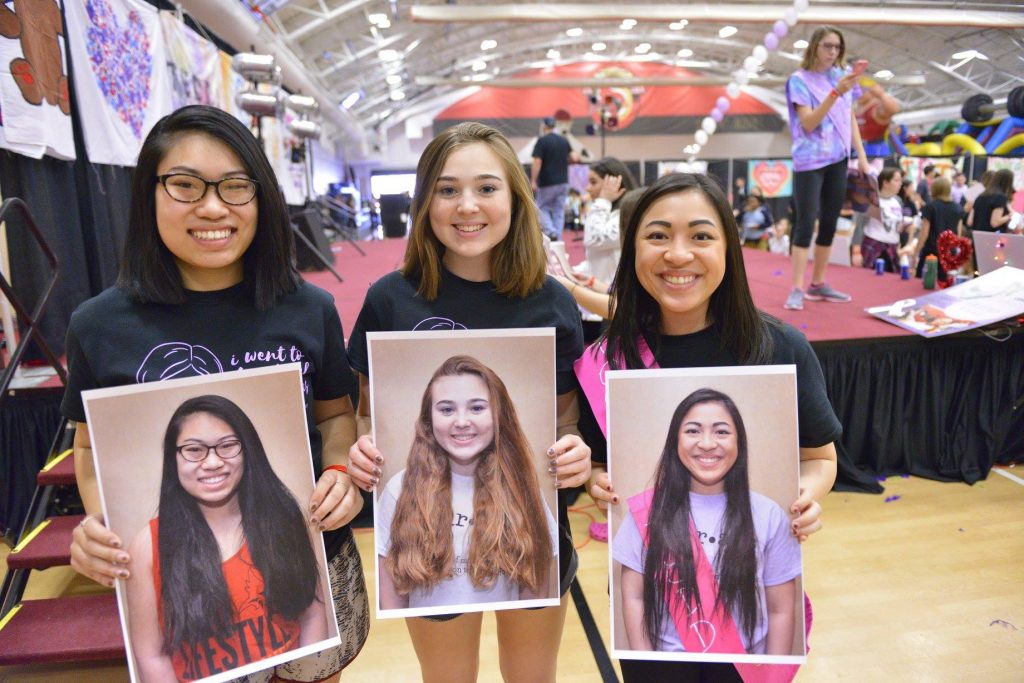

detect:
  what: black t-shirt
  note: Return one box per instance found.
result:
[970,193,1009,232]
[921,200,964,249]
[348,268,583,394]
[61,282,357,556]
[531,132,571,187]
[580,320,842,465]
[347,267,584,586]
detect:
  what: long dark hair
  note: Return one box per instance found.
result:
[589,157,639,210]
[118,105,299,309]
[643,388,759,650]
[157,395,320,654]
[601,173,777,369]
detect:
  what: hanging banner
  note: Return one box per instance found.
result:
[0,0,75,160]
[159,11,224,111]
[65,0,172,166]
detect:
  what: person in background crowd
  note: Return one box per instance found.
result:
[916,164,937,205]
[968,168,1014,233]
[532,116,579,241]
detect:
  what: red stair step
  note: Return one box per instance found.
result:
[36,450,76,487]
[6,515,82,570]
[0,594,125,665]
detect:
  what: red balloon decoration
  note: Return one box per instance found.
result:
[936,230,973,289]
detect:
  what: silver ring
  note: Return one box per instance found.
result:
[79,514,95,528]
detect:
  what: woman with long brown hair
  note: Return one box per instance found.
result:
[378,355,556,609]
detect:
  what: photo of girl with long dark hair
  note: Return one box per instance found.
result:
[125,395,328,681]
[377,355,558,610]
[613,387,801,658]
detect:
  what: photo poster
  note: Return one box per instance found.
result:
[82,364,340,683]
[866,265,1024,337]
[367,328,560,618]
[747,159,793,198]
[607,366,806,667]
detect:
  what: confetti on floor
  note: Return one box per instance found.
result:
[884,495,901,503]
[989,620,1018,630]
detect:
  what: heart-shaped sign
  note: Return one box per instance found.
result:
[752,161,790,197]
[936,230,973,288]
[84,0,152,139]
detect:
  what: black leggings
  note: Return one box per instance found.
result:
[792,158,848,249]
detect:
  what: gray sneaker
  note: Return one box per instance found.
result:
[805,282,851,302]
[784,288,804,310]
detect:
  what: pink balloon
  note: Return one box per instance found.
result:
[773,20,789,38]
[716,96,731,113]
[711,109,724,123]
[764,33,779,51]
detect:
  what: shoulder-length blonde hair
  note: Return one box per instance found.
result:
[800,25,847,71]
[401,122,547,300]
[385,355,551,595]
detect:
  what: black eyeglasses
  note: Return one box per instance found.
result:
[176,439,243,462]
[157,173,258,206]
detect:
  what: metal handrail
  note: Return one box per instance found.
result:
[0,197,66,400]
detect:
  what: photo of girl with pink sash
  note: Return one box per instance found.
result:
[608,368,807,673]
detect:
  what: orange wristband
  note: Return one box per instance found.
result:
[829,88,840,99]
[324,464,347,475]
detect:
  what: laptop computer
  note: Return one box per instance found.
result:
[973,231,1024,275]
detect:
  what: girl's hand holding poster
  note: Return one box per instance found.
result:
[607,366,807,669]
[82,365,339,683]
[367,329,560,618]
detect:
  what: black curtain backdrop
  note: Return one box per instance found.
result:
[0,391,63,538]
[814,327,1024,487]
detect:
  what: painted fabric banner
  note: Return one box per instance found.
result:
[65,0,172,166]
[159,11,225,111]
[0,0,75,159]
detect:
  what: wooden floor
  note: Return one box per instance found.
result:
[2,473,1022,682]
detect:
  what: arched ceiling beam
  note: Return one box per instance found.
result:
[409,4,1024,29]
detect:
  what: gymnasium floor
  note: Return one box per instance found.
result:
[2,472,1022,682]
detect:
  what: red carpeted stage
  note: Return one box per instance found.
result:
[307,236,1022,491]
[306,236,923,342]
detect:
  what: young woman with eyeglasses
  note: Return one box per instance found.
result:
[64,105,369,681]
[126,395,328,681]
[783,25,870,311]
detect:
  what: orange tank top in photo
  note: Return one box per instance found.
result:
[150,518,301,681]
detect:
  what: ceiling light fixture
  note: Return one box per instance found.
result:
[566,27,583,37]
[592,42,606,51]
[677,48,694,58]
[389,90,405,101]
[547,48,561,59]
[340,90,362,109]
[635,43,651,54]
[385,74,402,85]
[951,49,988,61]
[669,21,687,31]
[480,39,497,51]
[874,69,894,80]
[379,49,400,61]
[793,39,808,49]
[719,26,738,38]
[472,60,487,71]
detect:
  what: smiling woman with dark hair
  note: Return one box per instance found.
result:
[126,395,325,681]
[614,388,800,656]
[63,105,369,682]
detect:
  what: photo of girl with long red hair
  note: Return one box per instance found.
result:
[376,355,558,611]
